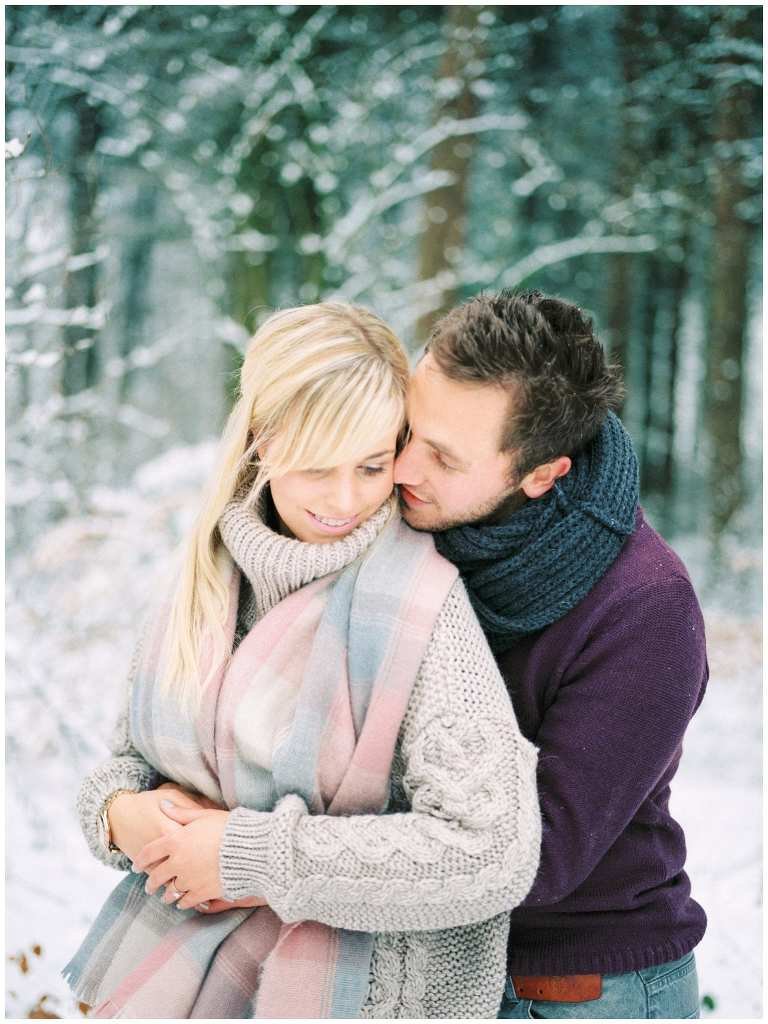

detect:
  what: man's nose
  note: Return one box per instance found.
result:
[393,439,419,484]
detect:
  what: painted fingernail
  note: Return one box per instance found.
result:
[160,799,174,809]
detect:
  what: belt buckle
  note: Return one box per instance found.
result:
[512,974,603,1003]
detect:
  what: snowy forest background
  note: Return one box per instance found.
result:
[5,5,762,1019]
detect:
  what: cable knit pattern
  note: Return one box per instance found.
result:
[76,495,541,1018]
[219,581,541,935]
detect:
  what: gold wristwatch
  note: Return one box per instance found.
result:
[98,788,137,854]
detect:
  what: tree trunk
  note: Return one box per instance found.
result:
[414,5,486,345]
[61,92,103,395]
[660,240,689,499]
[705,11,755,538]
[604,254,632,412]
[118,181,158,401]
[603,7,647,407]
[639,256,662,493]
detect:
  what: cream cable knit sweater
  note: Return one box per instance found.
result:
[76,495,541,1019]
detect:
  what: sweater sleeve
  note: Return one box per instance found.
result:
[218,578,542,932]
[517,574,708,909]
[75,625,163,872]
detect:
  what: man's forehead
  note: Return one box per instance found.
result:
[409,354,509,455]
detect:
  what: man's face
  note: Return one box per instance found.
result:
[393,353,521,531]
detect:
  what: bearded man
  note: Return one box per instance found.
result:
[394,290,707,1020]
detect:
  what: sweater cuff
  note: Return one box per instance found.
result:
[76,756,161,872]
[219,805,274,900]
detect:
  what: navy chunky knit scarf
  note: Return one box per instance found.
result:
[434,412,639,653]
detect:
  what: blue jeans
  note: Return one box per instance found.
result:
[498,952,700,1018]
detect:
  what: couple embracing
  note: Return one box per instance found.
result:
[64,290,707,1019]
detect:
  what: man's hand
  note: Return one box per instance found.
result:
[132,804,232,911]
[107,784,221,864]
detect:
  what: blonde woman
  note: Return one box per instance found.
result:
[63,302,541,1019]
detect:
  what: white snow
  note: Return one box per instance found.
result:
[5,137,26,160]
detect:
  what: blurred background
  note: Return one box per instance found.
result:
[5,5,762,1019]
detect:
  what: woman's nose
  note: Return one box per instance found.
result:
[327,476,361,517]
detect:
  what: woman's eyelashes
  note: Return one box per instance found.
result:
[303,463,390,478]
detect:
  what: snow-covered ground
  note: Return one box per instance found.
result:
[5,447,762,1019]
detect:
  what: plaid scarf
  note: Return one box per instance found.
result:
[63,512,457,1018]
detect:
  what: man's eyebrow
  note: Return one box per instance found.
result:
[425,439,467,468]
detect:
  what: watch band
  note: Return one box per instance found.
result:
[99,788,137,853]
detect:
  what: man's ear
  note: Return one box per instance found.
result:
[520,456,572,499]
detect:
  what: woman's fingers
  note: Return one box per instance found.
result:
[159,802,211,824]
[133,834,173,872]
[195,899,228,914]
[132,857,165,875]
[161,885,182,905]
[176,887,210,911]
[195,896,269,914]
[144,858,178,895]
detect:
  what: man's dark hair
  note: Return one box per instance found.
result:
[427,289,625,480]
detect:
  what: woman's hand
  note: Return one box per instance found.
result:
[108,784,221,864]
[132,804,233,911]
[196,896,269,914]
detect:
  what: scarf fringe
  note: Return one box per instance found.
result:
[61,961,102,1008]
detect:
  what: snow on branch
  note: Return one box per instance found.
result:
[102,328,191,378]
[326,169,456,262]
[66,244,110,272]
[6,302,110,329]
[500,234,658,287]
[324,113,528,263]
[513,137,562,196]
[5,137,27,160]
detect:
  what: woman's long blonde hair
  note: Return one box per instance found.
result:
[160,301,410,711]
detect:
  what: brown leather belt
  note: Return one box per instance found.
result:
[511,974,603,1003]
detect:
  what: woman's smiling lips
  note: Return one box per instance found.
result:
[306,509,359,534]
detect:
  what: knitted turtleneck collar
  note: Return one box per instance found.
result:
[218,489,394,624]
[433,411,639,653]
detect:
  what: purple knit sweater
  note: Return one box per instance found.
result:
[498,509,708,976]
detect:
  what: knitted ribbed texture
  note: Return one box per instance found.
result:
[218,490,393,624]
[75,629,163,874]
[75,497,541,1018]
[498,510,708,976]
[434,411,639,652]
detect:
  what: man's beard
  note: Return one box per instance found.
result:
[399,483,527,533]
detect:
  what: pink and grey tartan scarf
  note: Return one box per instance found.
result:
[63,512,457,1018]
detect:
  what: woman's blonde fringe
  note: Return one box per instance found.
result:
[158,302,410,714]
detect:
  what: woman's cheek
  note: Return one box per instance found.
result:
[373,470,394,503]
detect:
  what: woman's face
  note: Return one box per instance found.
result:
[268,429,399,543]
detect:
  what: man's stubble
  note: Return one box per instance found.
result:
[398,483,527,534]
